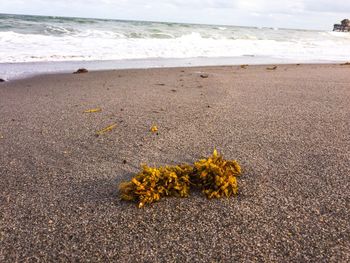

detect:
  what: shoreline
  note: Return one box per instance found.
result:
[1,64,349,261]
[0,57,345,81]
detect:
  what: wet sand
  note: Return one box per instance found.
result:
[0,64,349,262]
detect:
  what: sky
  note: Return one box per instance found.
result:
[1,0,349,30]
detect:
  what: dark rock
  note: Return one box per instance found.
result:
[200,74,209,78]
[333,19,350,32]
[0,78,5,82]
[342,19,350,26]
[73,68,88,74]
[266,66,277,70]
[123,160,127,164]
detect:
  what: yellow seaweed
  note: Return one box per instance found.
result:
[193,149,241,199]
[119,150,242,207]
[119,164,193,208]
[150,125,158,133]
[84,108,102,113]
[96,124,117,135]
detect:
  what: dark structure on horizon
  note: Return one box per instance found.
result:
[333,19,350,32]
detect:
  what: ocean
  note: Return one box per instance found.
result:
[1,13,350,79]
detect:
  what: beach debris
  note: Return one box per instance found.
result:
[240,64,248,69]
[150,125,158,133]
[296,63,301,66]
[0,133,3,139]
[83,108,102,113]
[0,78,5,82]
[193,149,241,199]
[200,74,209,78]
[119,164,193,208]
[340,62,350,66]
[171,89,177,92]
[266,66,277,70]
[155,83,165,86]
[73,68,88,74]
[119,150,242,208]
[96,123,117,136]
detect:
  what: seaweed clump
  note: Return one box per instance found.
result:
[119,164,193,208]
[193,150,241,199]
[119,150,242,207]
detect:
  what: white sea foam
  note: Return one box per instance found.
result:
[1,31,350,63]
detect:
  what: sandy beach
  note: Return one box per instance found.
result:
[0,64,349,262]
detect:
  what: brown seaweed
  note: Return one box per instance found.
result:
[119,164,193,208]
[192,149,241,199]
[119,150,242,207]
[73,68,88,74]
[266,66,277,70]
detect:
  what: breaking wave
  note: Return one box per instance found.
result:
[1,14,350,63]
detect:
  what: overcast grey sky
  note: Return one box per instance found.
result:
[1,0,349,30]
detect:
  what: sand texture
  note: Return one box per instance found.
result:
[0,64,349,262]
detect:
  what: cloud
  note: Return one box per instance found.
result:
[303,0,350,13]
[236,0,304,13]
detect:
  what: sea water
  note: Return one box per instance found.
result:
[1,13,350,79]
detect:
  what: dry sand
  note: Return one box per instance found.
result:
[0,64,349,262]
